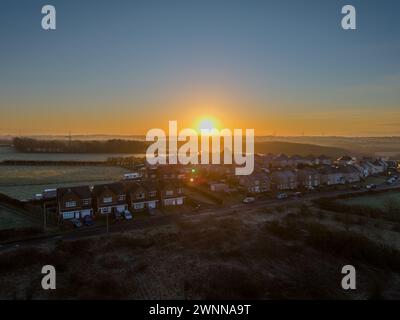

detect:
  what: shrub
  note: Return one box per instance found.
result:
[0,247,50,272]
[262,220,301,241]
[299,204,312,217]
[303,223,400,271]
[185,265,266,299]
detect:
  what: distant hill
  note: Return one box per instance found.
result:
[255,141,350,158]
[12,137,350,158]
[256,136,400,156]
[6,135,400,157]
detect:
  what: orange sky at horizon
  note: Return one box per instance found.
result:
[2,105,400,137]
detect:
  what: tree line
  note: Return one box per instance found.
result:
[13,137,149,154]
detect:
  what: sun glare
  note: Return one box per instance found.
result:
[195,116,221,134]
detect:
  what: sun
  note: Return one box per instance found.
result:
[195,116,221,134]
[199,119,215,131]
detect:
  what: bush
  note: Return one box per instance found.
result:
[56,238,93,256]
[303,223,400,271]
[185,265,266,299]
[0,247,50,272]
[299,204,312,217]
[68,272,129,299]
[0,227,42,242]
[262,220,302,241]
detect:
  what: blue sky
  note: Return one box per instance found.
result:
[0,0,399,135]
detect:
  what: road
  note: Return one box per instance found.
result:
[184,182,400,219]
[0,182,399,252]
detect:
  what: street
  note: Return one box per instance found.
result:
[1,182,399,252]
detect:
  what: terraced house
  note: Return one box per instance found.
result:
[93,183,128,215]
[238,172,270,193]
[57,186,93,220]
[270,169,298,190]
[318,166,345,185]
[159,180,185,206]
[126,181,159,212]
[297,167,320,189]
[340,166,361,183]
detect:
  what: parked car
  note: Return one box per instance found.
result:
[83,215,94,226]
[71,219,82,228]
[123,210,133,220]
[366,184,377,190]
[277,193,288,200]
[243,197,255,204]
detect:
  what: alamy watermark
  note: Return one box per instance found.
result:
[40,4,357,31]
[146,121,255,176]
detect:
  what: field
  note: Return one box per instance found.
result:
[0,165,130,200]
[336,191,400,210]
[0,146,144,162]
[257,136,400,158]
[360,176,388,187]
[1,201,400,299]
[0,204,38,231]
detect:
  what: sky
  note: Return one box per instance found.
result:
[0,0,399,136]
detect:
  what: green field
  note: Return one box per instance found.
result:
[0,204,38,231]
[360,176,388,187]
[337,191,400,210]
[0,165,130,200]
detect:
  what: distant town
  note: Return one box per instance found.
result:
[1,138,400,299]
[26,152,399,226]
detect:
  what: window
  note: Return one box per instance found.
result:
[83,199,90,205]
[63,212,75,219]
[134,203,144,210]
[101,207,110,214]
[103,197,112,204]
[165,190,173,196]
[118,195,126,201]
[149,191,157,197]
[164,199,175,206]
[65,201,76,208]
[136,192,145,199]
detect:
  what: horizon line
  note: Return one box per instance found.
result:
[3,134,400,139]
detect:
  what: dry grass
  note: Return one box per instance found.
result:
[1,202,400,299]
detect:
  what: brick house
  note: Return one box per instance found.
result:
[159,180,185,206]
[238,172,270,193]
[270,169,298,190]
[318,166,345,185]
[126,181,160,212]
[297,167,321,189]
[57,186,93,220]
[339,166,361,183]
[92,182,128,215]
